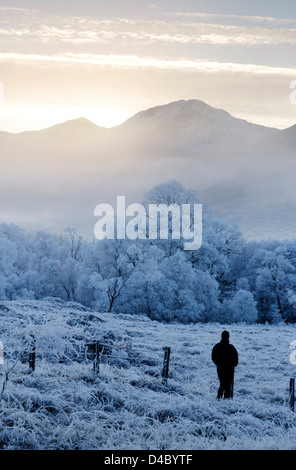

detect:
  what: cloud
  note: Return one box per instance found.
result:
[0,6,37,13]
[127,27,296,46]
[0,52,295,77]
[0,10,296,47]
[171,11,296,26]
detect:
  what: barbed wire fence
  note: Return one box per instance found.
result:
[0,334,175,398]
[0,335,295,411]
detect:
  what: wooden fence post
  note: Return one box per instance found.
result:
[86,341,100,375]
[93,341,100,374]
[29,338,36,372]
[162,346,171,380]
[289,377,295,411]
[0,341,4,365]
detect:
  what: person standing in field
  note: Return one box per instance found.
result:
[211,330,238,399]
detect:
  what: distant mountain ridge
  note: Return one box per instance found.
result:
[1,99,279,150]
[118,99,277,151]
[0,99,295,241]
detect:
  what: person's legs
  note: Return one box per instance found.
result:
[224,381,231,399]
[217,384,223,399]
[217,368,234,399]
[223,370,234,399]
[217,369,226,399]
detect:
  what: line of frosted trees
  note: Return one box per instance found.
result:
[1,181,296,324]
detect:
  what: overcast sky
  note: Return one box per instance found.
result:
[0,0,295,132]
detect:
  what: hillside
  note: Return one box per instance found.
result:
[0,99,295,240]
[1,298,296,450]
[119,99,276,151]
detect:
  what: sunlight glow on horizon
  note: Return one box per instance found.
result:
[0,101,292,134]
[0,103,134,133]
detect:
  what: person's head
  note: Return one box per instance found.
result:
[221,330,230,342]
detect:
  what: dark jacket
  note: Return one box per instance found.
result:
[212,339,238,371]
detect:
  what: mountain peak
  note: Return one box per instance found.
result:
[124,99,226,124]
[119,99,276,151]
[42,117,101,132]
[14,117,105,137]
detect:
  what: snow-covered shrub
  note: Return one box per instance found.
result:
[221,289,258,324]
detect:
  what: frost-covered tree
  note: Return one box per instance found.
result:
[142,180,201,256]
[87,239,143,312]
[255,250,296,323]
[2,181,296,324]
[222,289,258,324]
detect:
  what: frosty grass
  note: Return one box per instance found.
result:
[0,298,296,450]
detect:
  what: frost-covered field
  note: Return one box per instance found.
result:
[1,298,296,450]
